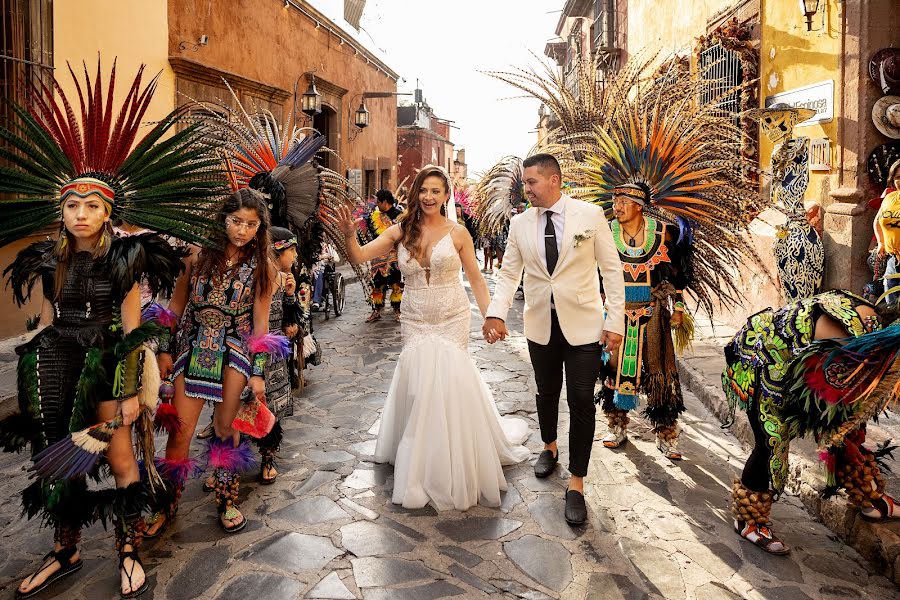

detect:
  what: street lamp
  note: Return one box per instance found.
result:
[354,101,370,129]
[347,91,412,141]
[799,0,819,32]
[301,75,321,117]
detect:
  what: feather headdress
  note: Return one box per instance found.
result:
[472,156,525,237]
[0,57,227,247]
[192,83,371,295]
[490,52,769,315]
[576,58,768,314]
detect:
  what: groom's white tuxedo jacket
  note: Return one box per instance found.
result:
[486,195,625,346]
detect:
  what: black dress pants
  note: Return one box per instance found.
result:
[527,310,604,477]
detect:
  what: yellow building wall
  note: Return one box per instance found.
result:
[53,0,174,123]
[0,2,176,338]
[626,0,737,57]
[760,0,841,207]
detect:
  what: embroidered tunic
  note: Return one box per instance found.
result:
[174,257,256,402]
[600,217,687,426]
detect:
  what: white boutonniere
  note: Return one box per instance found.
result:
[573,230,595,247]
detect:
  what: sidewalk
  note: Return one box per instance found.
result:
[678,315,900,585]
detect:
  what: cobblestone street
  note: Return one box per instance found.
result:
[0,271,898,600]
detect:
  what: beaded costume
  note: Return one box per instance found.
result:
[173,256,257,403]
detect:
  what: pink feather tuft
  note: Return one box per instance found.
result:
[206,438,256,471]
[154,456,202,486]
[247,332,292,359]
[141,302,179,329]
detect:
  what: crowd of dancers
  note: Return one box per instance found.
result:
[2,54,900,600]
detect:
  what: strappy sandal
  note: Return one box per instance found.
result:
[365,310,381,323]
[260,453,278,485]
[143,511,168,540]
[214,468,247,533]
[118,550,148,599]
[735,520,790,556]
[393,310,401,322]
[16,547,83,599]
[196,420,214,440]
[202,474,215,493]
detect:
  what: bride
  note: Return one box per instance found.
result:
[327,165,530,510]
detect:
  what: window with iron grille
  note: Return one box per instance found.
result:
[564,20,583,98]
[591,0,615,52]
[699,43,743,130]
[1,0,53,127]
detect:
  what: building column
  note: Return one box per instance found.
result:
[824,0,900,291]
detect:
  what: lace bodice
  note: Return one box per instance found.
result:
[397,231,461,288]
[396,231,471,350]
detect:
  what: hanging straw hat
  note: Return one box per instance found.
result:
[873,96,900,139]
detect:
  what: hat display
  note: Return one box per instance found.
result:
[869,48,900,96]
[872,96,900,139]
[867,141,900,187]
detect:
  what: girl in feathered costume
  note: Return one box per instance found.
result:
[723,292,900,555]
[0,59,225,598]
[154,188,278,536]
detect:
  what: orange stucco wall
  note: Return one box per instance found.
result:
[167,0,397,189]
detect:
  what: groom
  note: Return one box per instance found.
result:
[483,154,625,525]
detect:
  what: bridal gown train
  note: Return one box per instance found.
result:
[374,229,531,510]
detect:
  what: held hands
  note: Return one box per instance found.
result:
[600,330,623,353]
[322,205,358,240]
[482,317,509,344]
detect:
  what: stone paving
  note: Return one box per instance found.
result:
[0,269,898,599]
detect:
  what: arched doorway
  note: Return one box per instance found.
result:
[313,104,338,171]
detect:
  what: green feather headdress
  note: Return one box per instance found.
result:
[0,57,228,248]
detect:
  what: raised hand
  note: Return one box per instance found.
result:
[322,205,358,240]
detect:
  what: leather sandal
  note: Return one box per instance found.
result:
[16,547,83,599]
[735,520,790,556]
[220,506,247,533]
[143,511,168,540]
[365,310,381,323]
[861,494,900,521]
[259,453,277,485]
[118,551,148,599]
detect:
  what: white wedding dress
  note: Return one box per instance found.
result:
[374,229,531,510]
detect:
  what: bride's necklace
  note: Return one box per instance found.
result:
[621,218,645,247]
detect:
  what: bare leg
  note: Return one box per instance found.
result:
[98,399,145,596]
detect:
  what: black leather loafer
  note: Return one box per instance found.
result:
[564,488,587,525]
[533,449,558,478]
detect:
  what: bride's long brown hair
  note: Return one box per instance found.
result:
[397,166,449,260]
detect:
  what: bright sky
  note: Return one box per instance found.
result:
[359,0,559,177]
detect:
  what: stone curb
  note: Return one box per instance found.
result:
[678,357,900,584]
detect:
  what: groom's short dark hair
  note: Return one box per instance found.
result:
[523,154,562,179]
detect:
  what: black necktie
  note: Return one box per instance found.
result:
[544,210,558,275]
